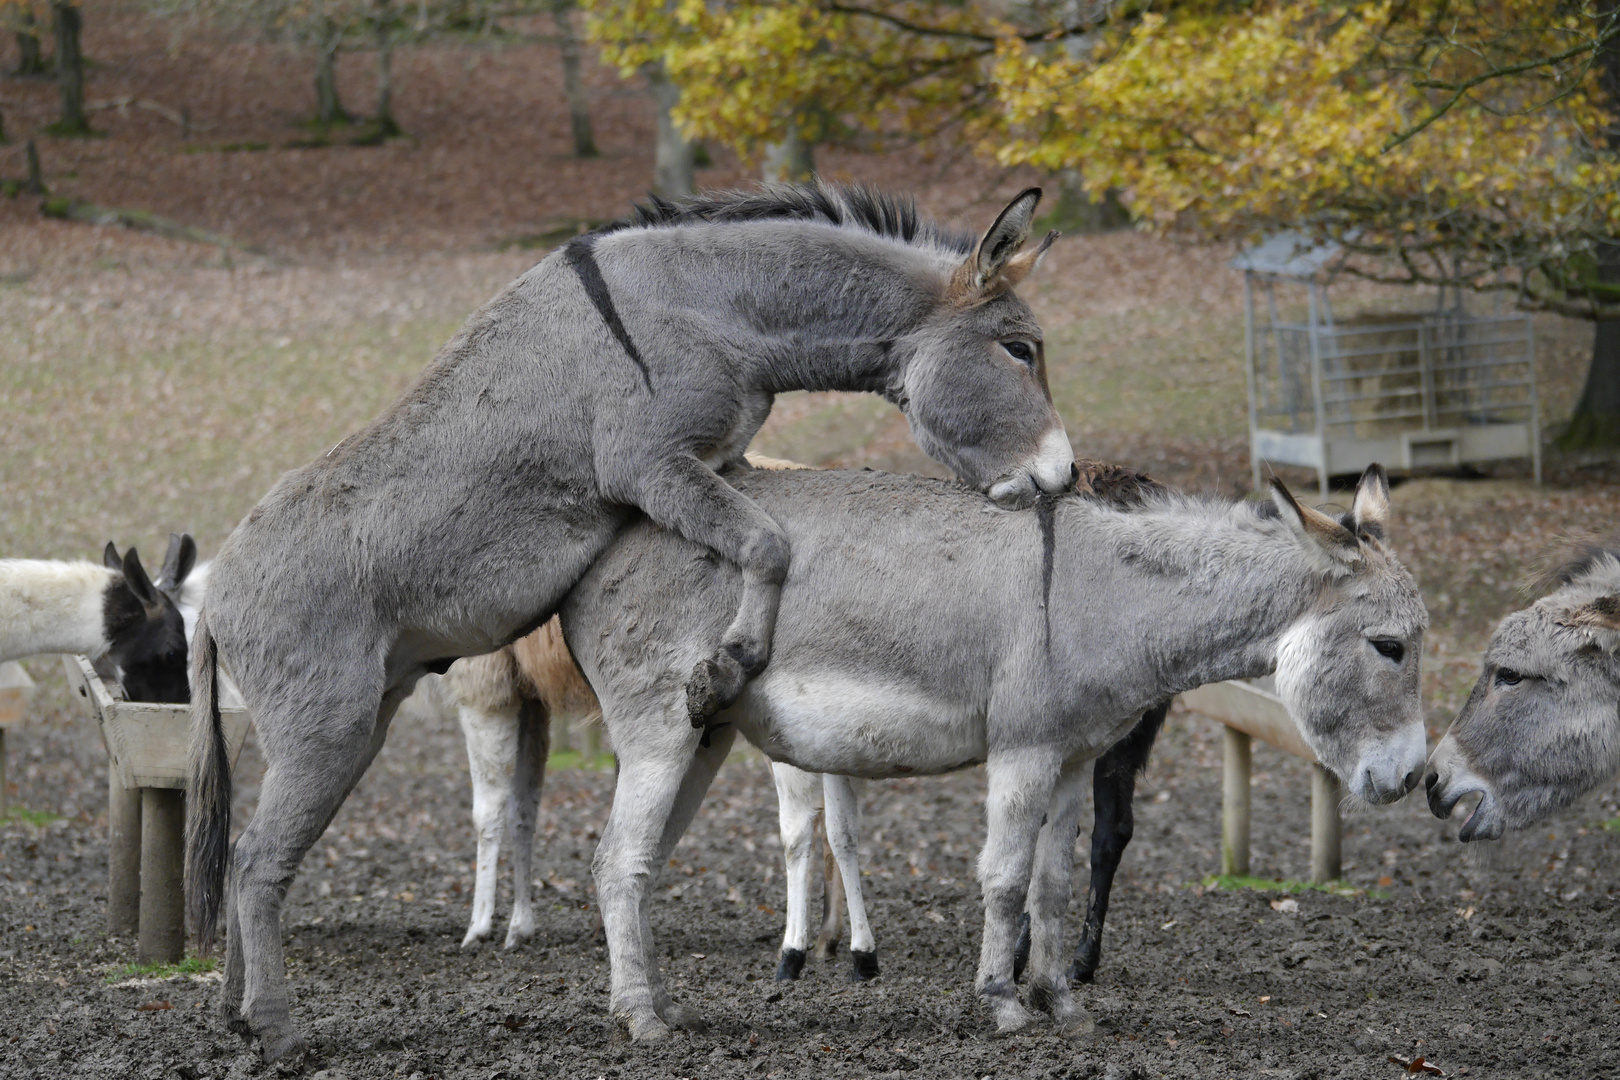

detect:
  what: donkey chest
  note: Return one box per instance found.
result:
[735,672,987,778]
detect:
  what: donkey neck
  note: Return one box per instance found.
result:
[1054,499,1333,696]
[597,223,951,395]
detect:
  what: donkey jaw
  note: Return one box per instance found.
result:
[1424,756,1504,841]
[985,427,1077,508]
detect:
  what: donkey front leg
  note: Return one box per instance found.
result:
[976,748,1061,1034]
[1022,761,1093,1035]
[822,773,878,980]
[457,698,519,948]
[632,455,789,723]
[772,762,822,980]
[503,697,550,949]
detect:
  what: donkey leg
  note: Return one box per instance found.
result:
[235,687,396,1063]
[976,748,1061,1035]
[594,723,716,1043]
[632,456,789,722]
[772,762,822,980]
[822,774,878,980]
[1024,761,1092,1035]
[504,698,550,949]
[645,726,734,1030]
[457,698,519,948]
[815,830,844,961]
[1072,702,1167,984]
[220,875,249,1035]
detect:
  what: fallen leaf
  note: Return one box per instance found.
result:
[1379,876,1395,888]
[690,953,706,960]
[500,1014,526,1031]
[136,1000,172,1012]
[1389,1054,1446,1076]
[1270,898,1299,914]
[1257,996,1271,1004]
[1228,1007,1251,1018]
[925,911,946,924]
[1160,920,1177,930]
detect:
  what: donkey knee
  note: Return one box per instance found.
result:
[740,526,790,586]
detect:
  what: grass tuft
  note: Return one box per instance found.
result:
[546,749,615,772]
[1601,818,1620,834]
[1201,874,1374,899]
[3,806,62,827]
[105,953,218,983]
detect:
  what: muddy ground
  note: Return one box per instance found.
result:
[4,671,1618,1080]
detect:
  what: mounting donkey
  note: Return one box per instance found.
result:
[186,183,1076,1062]
[562,464,1429,1042]
[1427,536,1620,841]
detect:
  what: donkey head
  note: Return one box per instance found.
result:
[898,188,1074,509]
[101,534,194,704]
[1268,466,1430,805]
[1426,543,1620,841]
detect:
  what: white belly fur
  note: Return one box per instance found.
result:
[730,670,988,778]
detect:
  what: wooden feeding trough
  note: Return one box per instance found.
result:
[63,655,251,964]
[1180,677,1343,884]
[0,660,39,816]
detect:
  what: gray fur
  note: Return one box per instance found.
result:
[1426,541,1620,840]
[561,463,1428,1041]
[183,182,1072,1062]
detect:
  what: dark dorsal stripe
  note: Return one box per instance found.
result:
[1036,493,1057,649]
[563,236,655,395]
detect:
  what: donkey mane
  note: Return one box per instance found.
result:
[596,181,977,256]
[1532,535,1620,595]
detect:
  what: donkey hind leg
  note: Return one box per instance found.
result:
[633,455,789,723]
[815,831,844,961]
[595,724,732,1043]
[1022,762,1093,1036]
[504,697,550,949]
[975,748,1062,1035]
[772,763,822,980]
[457,698,520,947]
[1072,702,1167,983]
[822,774,878,980]
[233,683,400,1062]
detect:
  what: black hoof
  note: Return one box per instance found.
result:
[776,948,807,981]
[1069,962,1098,985]
[1012,912,1031,983]
[851,950,880,982]
[686,654,745,726]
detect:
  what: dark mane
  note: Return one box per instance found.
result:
[1532,535,1620,595]
[593,181,977,255]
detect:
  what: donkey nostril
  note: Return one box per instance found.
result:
[1068,462,1080,486]
[1424,769,1439,791]
[1403,768,1420,792]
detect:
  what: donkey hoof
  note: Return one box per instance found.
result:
[257,1028,309,1065]
[220,1004,251,1039]
[991,1004,1037,1036]
[850,950,880,982]
[685,655,744,725]
[776,947,807,981]
[1056,1008,1096,1039]
[626,1012,671,1044]
[662,1003,709,1033]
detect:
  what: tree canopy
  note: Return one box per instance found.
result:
[584,1,1620,318]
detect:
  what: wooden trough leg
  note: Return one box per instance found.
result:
[107,763,142,937]
[1310,764,1342,884]
[138,787,185,965]
[1221,725,1251,877]
[0,726,7,817]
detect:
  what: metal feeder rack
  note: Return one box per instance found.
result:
[1236,234,1541,498]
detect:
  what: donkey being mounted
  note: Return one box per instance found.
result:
[186,183,1074,1062]
[561,464,1429,1041]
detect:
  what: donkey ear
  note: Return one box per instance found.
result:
[952,187,1042,300]
[103,541,122,571]
[1000,230,1059,289]
[159,532,198,592]
[121,548,161,611]
[1349,464,1390,540]
[1269,478,1359,561]
[1573,595,1620,633]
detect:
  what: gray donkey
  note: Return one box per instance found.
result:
[186,183,1075,1062]
[560,463,1429,1042]
[1427,537,1620,841]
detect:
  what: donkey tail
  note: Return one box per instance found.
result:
[185,611,232,954]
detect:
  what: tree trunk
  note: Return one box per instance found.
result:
[15,9,45,77]
[1558,20,1620,450]
[552,0,596,158]
[760,119,814,183]
[50,2,90,136]
[315,20,352,127]
[373,16,400,137]
[1047,168,1129,233]
[644,62,694,198]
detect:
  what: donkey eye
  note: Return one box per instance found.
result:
[1494,667,1524,688]
[1370,638,1404,663]
[1001,340,1036,365]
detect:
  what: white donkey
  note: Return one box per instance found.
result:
[1,534,197,702]
[559,464,1429,1041]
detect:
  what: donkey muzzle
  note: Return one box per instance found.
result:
[986,428,1076,508]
